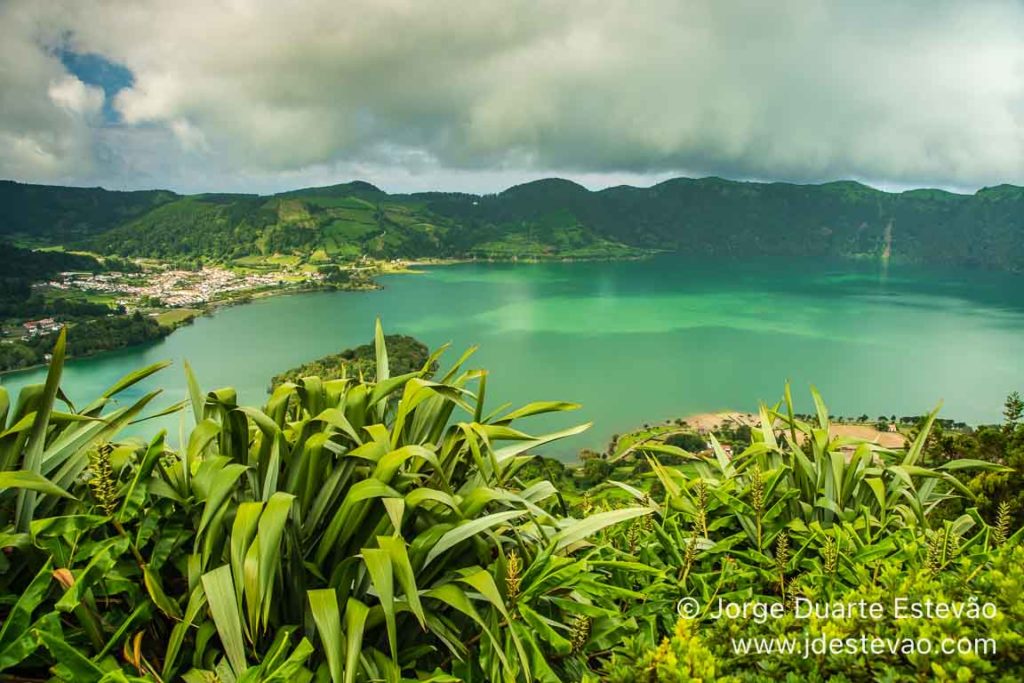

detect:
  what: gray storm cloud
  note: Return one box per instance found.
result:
[1,0,1023,192]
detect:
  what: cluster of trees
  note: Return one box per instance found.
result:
[62,313,168,358]
[315,264,380,290]
[0,313,168,372]
[1,292,115,322]
[0,243,107,319]
[269,334,435,389]
[919,391,1024,525]
[877,414,971,432]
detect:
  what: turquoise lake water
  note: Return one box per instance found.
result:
[4,256,1024,458]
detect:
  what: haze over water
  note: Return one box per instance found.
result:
[4,255,1024,458]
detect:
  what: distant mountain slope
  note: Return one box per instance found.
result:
[0,180,177,243]
[74,182,636,262]
[1,176,1022,269]
[414,177,1024,269]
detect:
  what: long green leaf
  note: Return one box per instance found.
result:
[308,589,343,683]
[423,510,528,567]
[17,328,65,531]
[343,598,370,683]
[552,507,651,551]
[0,470,75,500]
[202,565,248,676]
[0,561,53,669]
[374,318,390,383]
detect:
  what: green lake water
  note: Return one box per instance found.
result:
[4,255,1024,458]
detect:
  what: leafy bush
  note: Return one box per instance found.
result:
[918,397,1024,527]
[593,388,1015,680]
[1,332,1019,681]
[607,539,1024,682]
[0,324,651,681]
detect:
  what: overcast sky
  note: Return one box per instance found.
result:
[1,0,1022,195]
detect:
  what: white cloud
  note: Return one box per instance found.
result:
[47,75,104,116]
[1,0,1022,192]
[0,2,101,181]
[169,118,208,152]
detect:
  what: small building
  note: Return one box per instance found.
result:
[23,318,61,336]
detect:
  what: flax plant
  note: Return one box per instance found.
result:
[0,323,651,682]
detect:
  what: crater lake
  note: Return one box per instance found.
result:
[4,255,1024,458]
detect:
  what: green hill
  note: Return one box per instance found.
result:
[2,176,1023,269]
[71,183,635,263]
[0,180,177,244]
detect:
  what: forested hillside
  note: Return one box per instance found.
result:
[2,177,1023,269]
[0,243,110,320]
[0,180,176,243]
[269,334,434,388]
[423,177,1024,268]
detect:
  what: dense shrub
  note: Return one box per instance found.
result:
[0,325,647,681]
[0,333,1019,681]
[607,541,1024,682]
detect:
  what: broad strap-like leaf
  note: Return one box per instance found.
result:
[374,317,390,383]
[0,470,75,500]
[100,360,172,399]
[423,509,529,567]
[0,561,53,669]
[17,328,65,531]
[308,589,343,683]
[202,565,248,676]
[551,507,651,552]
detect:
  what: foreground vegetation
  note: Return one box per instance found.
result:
[0,327,1021,681]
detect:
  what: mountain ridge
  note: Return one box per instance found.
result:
[7,175,1020,197]
[2,176,1023,269]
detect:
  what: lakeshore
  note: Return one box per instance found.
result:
[2,251,658,374]
[0,255,388,374]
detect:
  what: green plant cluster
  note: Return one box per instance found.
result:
[0,328,1020,681]
[0,324,652,681]
[606,543,1023,682]
[906,392,1024,529]
[590,394,1021,681]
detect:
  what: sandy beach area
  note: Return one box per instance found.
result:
[680,410,907,449]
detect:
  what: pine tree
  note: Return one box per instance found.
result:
[1004,391,1024,428]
